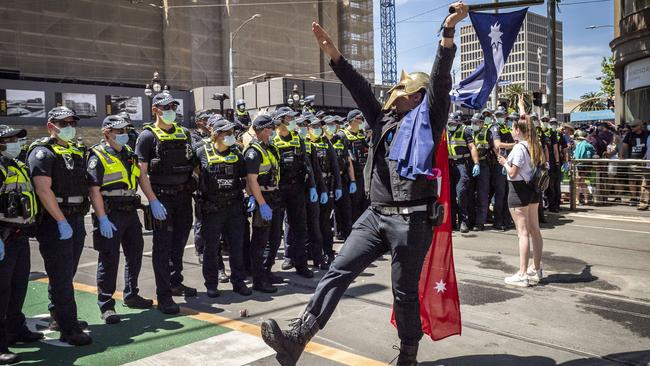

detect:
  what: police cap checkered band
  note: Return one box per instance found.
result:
[0,125,27,139]
[47,106,79,121]
[347,109,363,121]
[196,109,213,120]
[273,106,299,120]
[152,93,178,106]
[102,115,130,130]
[252,114,275,130]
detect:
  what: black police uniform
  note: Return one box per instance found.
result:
[195,141,248,292]
[301,44,455,345]
[544,128,561,212]
[244,139,282,290]
[87,142,145,313]
[27,137,89,335]
[490,122,514,229]
[299,137,324,268]
[235,110,252,128]
[135,122,195,303]
[538,127,549,220]
[448,124,475,229]
[269,131,316,273]
[337,128,369,223]
[330,132,353,239]
[0,156,40,355]
[473,125,495,226]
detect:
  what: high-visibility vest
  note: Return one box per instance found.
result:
[0,159,38,225]
[447,126,469,157]
[91,144,140,191]
[248,142,280,189]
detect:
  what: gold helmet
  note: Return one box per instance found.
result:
[382,70,430,111]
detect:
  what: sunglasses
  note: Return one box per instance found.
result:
[54,120,78,128]
[158,104,178,111]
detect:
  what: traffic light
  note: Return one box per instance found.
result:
[533,92,542,107]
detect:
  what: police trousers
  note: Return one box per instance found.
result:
[194,202,225,271]
[334,177,353,239]
[201,203,247,290]
[547,164,562,211]
[474,160,491,225]
[37,213,85,333]
[268,184,308,269]
[0,236,30,350]
[93,210,144,312]
[350,173,369,223]
[304,207,433,345]
[251,202,282,286]
[152,192,193,302]
[319,197,336,257]
[305,200,323,264]
[490,164,511,227]
[450,160,475,227]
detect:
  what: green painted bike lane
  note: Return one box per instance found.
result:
[13,281,231,366]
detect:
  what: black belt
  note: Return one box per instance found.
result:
[153,181,195,196]
[371,204,428,215]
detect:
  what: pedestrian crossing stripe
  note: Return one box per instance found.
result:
[18,279,388,366]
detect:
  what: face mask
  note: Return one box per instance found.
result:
[362,122,369,130]
[471,124,481,131]
[497,117,505,124]
[326,125,337,135]
[161,109,176,124]
[114,133,129,146]
[56,126,76,142]
[223,135,236,147]
[238,106,245,112]
[507,121,513,129]
[484,117,492,125]
[541,122,549,129]
[447,123,458,131]
[287,120,297,132]
[550,124,558,131]
[268,131,277,144]
[298,127,308,138]
[1,142,21,159]
[312,128,323,137]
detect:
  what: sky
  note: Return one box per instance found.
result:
[371,0,615,101]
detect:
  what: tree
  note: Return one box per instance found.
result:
[600,56,615,98]
[503,84,532,113]
[578,91,607,111]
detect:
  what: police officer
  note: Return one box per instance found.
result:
[325,115,356,242]
[471,113,495,231]
[87,115,154,325]
[0,126,43,364]
[308,117,342,269]
[16,137,29,164]
[490,108,516,231]
[533,113,550,223]
[447,112,479,233]
[245,114,282,293]
[302,95,316,115]
[194,116,252,297]
[482,108,494,129]
[135,93,197,315]
[27,106,92,346]
[270,107,316,278]
[542,115,562,213]
[117,111,139,150]
[191,109,212,149]
[338,109,369,223]
[235,99,252,128]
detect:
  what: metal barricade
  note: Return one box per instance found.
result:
[569,159,650,211]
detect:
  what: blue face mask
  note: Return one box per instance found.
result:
[326,125,337,135]
[268,131,277,144]
[497,117,505,124]
[161,110,176,124]
[114,133,129,146]
[56,126,76,142]
[484,117,492,125]
[298,127,308,137]
[223,135,236,147]
[507,121,513,129]
[311,128,323,137]
[287,120,297,132]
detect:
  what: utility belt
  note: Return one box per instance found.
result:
[152,180,196,196]
[371,200,444,227]
[104,194,142,213]
[56,196,90,216]
[196,191,244,213]
[0,192,33,221]
[448,153,470,162]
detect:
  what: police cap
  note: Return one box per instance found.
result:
[471,113,483,122]
[494,107,506,117]
[210,117,237,133]
[102,115,130,130]
[347,109,363,122]
[151,93,179,107]
[252,114,275,130]
[0,125,27,139]
[274,106,299,120]
[195,109,212,121]
[47,106,79,122]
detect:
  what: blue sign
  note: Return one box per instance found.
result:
[570,109,615,123]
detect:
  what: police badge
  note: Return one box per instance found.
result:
[88,157,98,169]
[35,150,46,160]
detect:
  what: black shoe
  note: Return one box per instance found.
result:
[395,342,418,366]
[157,299,180,315]
[0,350,18,365]
[261,313,319,366]
[218,270,230,284]
[232,282,253,296]
[267,272,285,285]
[540,216,548,224]
[460,222,470,233]
[8,329,44,345]
[48,317,87,332]
[473,224,485,231]
[318,261,330,270]
[101,309,121,325]
[124,295,154,309]
[253,282,278,294]
[60,329,92,346]
[171,284,198,297]
[206,288,221,298]
[281,258,294,271]
[295,266,314,279]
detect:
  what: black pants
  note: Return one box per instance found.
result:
[450,160,475,227]
[305,200,323,264]
[547,164,561,211]
[304,207,433,345]
[319,196,335,256]
[0,236,30,350]
[152,192,193,302]
[268,184,308,269]
[93,210,144,312]
[251,201,282,286]
[474,161,491,225]
[490,164,511,227]
[37,213,85,333]
[194,205,225,271]
[202,203,246,290]
[334,178,352,239]
[350,173,369,223]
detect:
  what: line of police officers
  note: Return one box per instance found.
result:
[0,92,369,362]
[446,106,567,233]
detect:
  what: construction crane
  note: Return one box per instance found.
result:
[380,0,397,85]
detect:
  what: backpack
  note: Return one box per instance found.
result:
[521,143,549,194]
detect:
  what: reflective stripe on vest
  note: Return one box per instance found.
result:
[273,131,301,149]
[474,127,489,149]
[0,160,38,224]
[250,142,280,186]
[447,127,468,157]
[204,143,240,165]
[342,129,360,142]
[144,123,188,141]
[92,145,140,190]
[305,140,312,154]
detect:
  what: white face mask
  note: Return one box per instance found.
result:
[1,142,21,159]
[541,122,549,129]
[161,109,176,124]
[268,131,277,144]
[223,135,236,147]
[472,124,481,131]
[56,126,76,142]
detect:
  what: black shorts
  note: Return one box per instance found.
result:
[508,180,540,208]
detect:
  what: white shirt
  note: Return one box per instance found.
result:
[507,141,534,182]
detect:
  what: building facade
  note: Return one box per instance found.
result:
[610,1,650,124]
[459,11,563,114]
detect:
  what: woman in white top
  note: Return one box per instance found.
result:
[497,95,545,287]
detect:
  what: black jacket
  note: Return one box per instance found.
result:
[330,44,455,204]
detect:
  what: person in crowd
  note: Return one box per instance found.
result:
[620,120,649,208]
[573,130,596,205]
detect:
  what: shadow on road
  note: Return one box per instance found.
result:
[421,350,650,366]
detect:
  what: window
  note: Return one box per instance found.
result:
[624,0,650,16]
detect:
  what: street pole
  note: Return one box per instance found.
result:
[229,14,261,112]
[537,46,543,116]
[491,0,499,110]
[547,0,557,118]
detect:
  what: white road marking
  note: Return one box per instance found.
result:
[567,224,650,235]
[566,212,650,224]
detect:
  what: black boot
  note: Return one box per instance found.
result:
[261,312,319,366]
[395,342,418,366]
[0,349,18,365]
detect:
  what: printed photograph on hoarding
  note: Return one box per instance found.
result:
[175,99,184,120]
[105,95,143,121]
[60,92,97,118]
[1,89,46,117]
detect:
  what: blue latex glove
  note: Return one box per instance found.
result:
[0,238,4,262]
[57,220,73,240]
[349,182,357,194]
[319,192,329,204]
[150,199,167,221]
[472,164,480,177]
[260,203,273,221]
[335,189,343,201]
[309,187,318,203]
[246,196,257,213]
[97,215,117,239]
